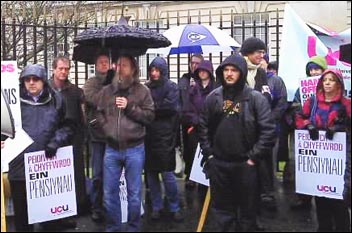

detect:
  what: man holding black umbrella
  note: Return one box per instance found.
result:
[95,55,154,232]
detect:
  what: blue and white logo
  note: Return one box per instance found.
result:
[187,32,207,43]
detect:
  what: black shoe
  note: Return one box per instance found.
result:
[185,180,196,190]
[91,211,104,222]
[172,210,184,222]
[290,200,311,210]
[151,210,161,220]
[255,223,265,231]
[261,194,278,211]
[59,218,77,229]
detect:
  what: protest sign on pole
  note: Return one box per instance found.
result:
[24,146,77,224]
[295,130,346,199]
[190,144,209,187]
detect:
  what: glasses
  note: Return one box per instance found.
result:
[24,76,41,82]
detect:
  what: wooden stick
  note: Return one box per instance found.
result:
[196,187,211,232]
[1,173,7,232]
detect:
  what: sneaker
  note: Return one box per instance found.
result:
[151,210,161,220]
[172,210,184,222]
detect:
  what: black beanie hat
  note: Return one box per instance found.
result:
[240,37,266,56]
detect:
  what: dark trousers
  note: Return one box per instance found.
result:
[210,159,258,232]
[73,135,87,214]
[9,180,34,232]
[90,141,105,215]
[315,197,350,232]
[257,150,274,194]
[181,126,198,180]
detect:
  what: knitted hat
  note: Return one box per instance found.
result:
[240,37,267,56]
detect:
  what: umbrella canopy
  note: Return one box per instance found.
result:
[146,24,241,55]
[72,17,171,63]
[72,44,147,64]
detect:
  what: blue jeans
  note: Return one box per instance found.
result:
[147,171,180,213]
[104,144,145,232]
[90,141,105,215]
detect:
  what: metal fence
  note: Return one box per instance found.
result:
[1,10,282,86]
[1,10,282,176]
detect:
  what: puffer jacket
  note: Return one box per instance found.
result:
[144,57,180,172]
[9,85,73,181]
[198,54,276,162]
[96,73,155,150]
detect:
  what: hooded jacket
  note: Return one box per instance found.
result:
[95,61,155,150]
[9,70,73,181]
[144,57,180,172]
[185,60,216,127]
[198,54,276,162]
[296,69,351,130]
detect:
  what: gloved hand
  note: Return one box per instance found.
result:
[307,124,319,141]
[200,147,213,167]
[202,156,214,179]
[325,128,335,140]
[200,154,210,168]
[45,142,58,158]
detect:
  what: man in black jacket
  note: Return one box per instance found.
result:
[198,54,275,231]
[48,55,86,228]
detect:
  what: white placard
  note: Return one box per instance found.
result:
[295,130,346,199]
[119,169,144,223]
[298,75,320,106]
[1,128,33,172]
[190,143,209,187]
[1,61,22,129]
[25,146,77,224]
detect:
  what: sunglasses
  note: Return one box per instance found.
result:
[24,76,41,82]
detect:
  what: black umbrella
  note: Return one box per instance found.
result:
[72,17,171,64]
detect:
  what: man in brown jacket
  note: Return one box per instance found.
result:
[96,55,154,232]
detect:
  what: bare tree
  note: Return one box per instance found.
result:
[1,1,118,67]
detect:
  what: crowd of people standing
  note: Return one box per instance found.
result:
[1,36,350,232]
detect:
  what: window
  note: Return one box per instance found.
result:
[233,13,269,44]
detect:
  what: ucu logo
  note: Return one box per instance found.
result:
[50,205,69,214]
[316,185,336,193]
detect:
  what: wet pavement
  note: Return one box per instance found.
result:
[6,174,319,232]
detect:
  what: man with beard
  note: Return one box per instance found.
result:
[95,55,155,232]
[198,54,276,231]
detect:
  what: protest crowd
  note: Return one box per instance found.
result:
[1,5,351,233]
